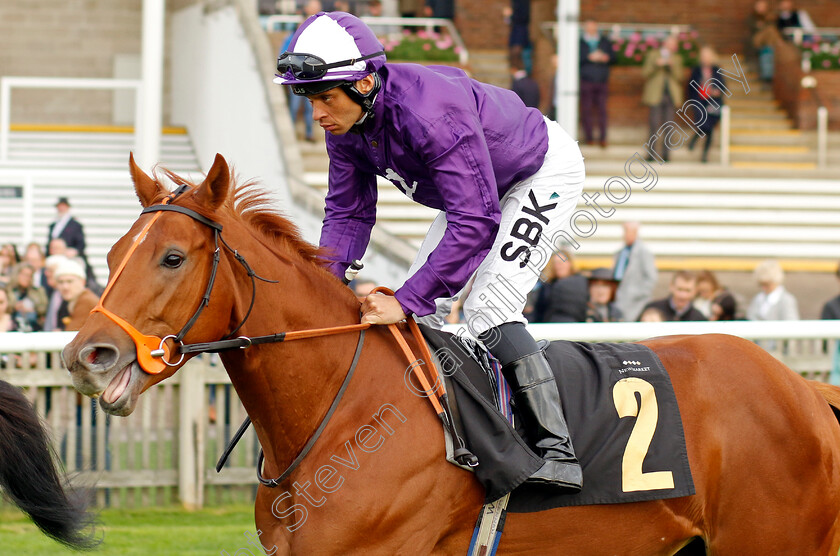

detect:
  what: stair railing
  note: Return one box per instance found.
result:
[0,77,143,163]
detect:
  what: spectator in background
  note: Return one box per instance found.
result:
[692,268,738,321]
[612,221,658,322]
[585,267,622,322]
[424,0,454,20]
[711,290,738,321]
[0,289,16,332]
[54,259,99,332]
[776,0,801,33]
[0,243,20,287]
[399,0,425,18]
[367,0,382,16]
[510,56,540,109]
[504,0,532,75]
[642,35,684,162]
[746,260,799,321]
[6,263,48,331]
[641,271,708,322]
[639,306,666,322]
[530,251,588,323]
[579,19,615,147]
[47,237,68,257]
[47,198,85,260]
[687,46,725,163]
[22,242,49,294]
[822,262,840,320]
[693,269,722,318]
[751,0,780,82]
[280,0,322,143]
[42,255,68,332]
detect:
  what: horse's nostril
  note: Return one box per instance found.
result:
[78,345,119,371]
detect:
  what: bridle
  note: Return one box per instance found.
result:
[90,184,279,375]
[89,185,474,486]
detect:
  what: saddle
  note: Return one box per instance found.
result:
[418,324,695,513]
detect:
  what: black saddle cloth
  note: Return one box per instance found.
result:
[419,324,695,513]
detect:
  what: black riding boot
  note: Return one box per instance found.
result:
[502,351,583,491]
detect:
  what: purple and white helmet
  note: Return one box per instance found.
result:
[274,12,386,95]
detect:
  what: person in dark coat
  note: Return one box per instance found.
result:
[510,57,541,109]
[531,251,588,323]
[585,267,623,322]
[640,270,708,322]
[687,46,726,163]
[47,197,86,259]
[822,262,840,320]
[46,197,99,293]
[579,19,615,146]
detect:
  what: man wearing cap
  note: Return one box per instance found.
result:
[275,12,586,491]
[54,259,98,331]
[585,267,623,323]
[47,198,86,260]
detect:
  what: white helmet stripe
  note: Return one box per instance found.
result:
[293,16,366,78]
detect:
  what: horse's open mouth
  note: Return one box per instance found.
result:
[100,361,137,412]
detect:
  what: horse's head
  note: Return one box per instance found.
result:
[64,153,239,416]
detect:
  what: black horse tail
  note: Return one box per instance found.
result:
[0,380,100,550]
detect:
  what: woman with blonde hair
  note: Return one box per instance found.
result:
[746,260,799,321]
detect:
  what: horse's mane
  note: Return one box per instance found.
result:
[155,167,326,267]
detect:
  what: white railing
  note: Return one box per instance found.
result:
[783,26,840,46]
[818,105,828,168]
[1,319,838,508]
[720,105,731,166]
[262,15,469,65]
[541,22,694,42]
[0,77,143,163]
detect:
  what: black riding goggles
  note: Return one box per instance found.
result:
[276,51,384,80]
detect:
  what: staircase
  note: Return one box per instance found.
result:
[727,74,816,170]
[298,119,840,274]
[0,128,202,284]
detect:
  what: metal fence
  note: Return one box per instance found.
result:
[1,321,838,508]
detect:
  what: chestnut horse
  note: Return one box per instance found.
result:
[64,154,840,555]
[0,380,98,550]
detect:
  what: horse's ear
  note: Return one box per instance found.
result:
[194,153,230,211]
[129,152,165,208]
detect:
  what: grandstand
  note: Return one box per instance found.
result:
[0,0,838,310]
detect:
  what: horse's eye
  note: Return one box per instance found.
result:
[163,253,184,269]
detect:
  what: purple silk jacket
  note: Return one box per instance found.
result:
[320,63,549,316]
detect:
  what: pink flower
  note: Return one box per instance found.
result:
[634,54,642,61]
[630,32,642,42]
[453,46,462,54]
[422,43,431,51]
[417,29,428,39]
[625,46,635,58]
[612,43,620,51]
[683,42,692,50]
[824,59,832,68]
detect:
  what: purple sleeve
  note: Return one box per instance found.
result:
[319,148,378,279]
[394,113,501,316]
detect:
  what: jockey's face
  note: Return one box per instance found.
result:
[307,75,376,136]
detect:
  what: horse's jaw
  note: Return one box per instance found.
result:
[64,339,149,416]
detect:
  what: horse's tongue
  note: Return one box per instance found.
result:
[103,365,131,404]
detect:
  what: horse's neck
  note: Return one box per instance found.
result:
[218,237,367,463]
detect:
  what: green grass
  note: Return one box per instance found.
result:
[0,505,259,555]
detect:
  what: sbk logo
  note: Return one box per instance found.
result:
[501,190,556,268]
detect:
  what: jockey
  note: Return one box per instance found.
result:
[275,11,585,492]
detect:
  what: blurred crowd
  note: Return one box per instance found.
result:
[1,197,101,333]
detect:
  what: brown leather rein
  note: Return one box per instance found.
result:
[90,188,470,485]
